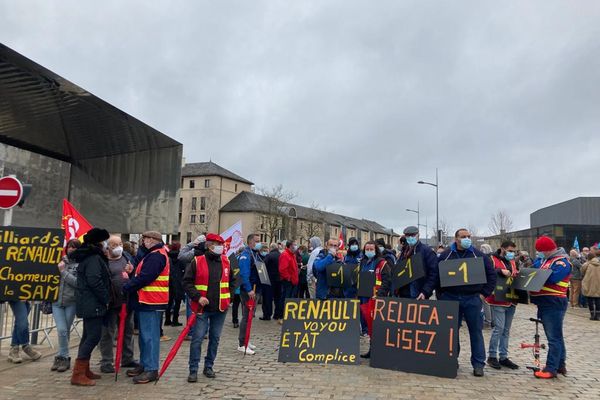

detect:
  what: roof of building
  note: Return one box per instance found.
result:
[220,191,396,236]
[530,197,600,228]
[182,161,253,185]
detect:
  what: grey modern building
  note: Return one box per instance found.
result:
[0,43,182,233]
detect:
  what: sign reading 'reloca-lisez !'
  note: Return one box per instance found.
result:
[0,227,64,301]
[278,299,360,365]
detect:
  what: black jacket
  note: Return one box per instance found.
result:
[168,250,186,299]
[264,249,281,284]
[72,244,111,319]
[437,244,497,297]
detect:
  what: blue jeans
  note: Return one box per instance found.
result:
[488,305,516,360]
[137,310,163,372]
[189,310,227,372]
[439,293,485,368]
[52,303,77,358]
[8,301,30,346]
[537,297,568,374]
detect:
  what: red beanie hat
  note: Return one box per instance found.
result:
[535,236,557,252]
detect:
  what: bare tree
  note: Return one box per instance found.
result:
[255,185,297,243]
[467,224,481,239]
[298,202,326,243]
[431,218,452,245]
[489,210,514,236]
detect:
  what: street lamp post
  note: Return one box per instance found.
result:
[406,201,420,235]
[418,217,428,245]
[418,168,439,245]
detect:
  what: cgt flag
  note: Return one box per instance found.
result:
[61,199,93,243]
[221,220,244,257]
[338,231,345,250]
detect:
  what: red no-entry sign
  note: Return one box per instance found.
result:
[0,176,23,209]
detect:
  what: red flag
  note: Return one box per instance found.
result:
[338,232,345,250]
[114,303,128,381]
[61,199,93,242]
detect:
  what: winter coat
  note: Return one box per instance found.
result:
[570,257,583,280]
[437,243,497,297]
[123,243,169,311]
[279,248,299,286]
[238,247,260,292]
[400,241,439,299]
[72,245,111,319]
[168,250,186,300]
[264,249,281,284]
[582,258,600,297]
[55,255,78,307]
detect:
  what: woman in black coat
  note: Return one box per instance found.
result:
[165,242,186,326]
[70,228,111,386]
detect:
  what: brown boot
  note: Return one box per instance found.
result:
[85,361,101,380]
[71,359,96,386]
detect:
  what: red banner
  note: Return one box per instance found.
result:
[61,199,93,242]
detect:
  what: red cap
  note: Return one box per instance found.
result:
[205,233,225,244]
[535,236,557,252]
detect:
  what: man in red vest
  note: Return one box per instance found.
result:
[183,233,235,382]
[530,236,571,379]
[485,240,520,370]
[123,231,170,384]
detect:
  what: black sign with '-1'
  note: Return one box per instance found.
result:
[511,268,553,292]
[326,263,355,289]
[493,276,529,304]
[392,255,425,290]
[438,257,486,288]
[356,270,376,298]
[370,297,459,378]
[0,227,64,301]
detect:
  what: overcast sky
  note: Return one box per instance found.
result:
[2,1,600,237]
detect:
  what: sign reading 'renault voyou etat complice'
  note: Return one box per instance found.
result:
[370,297,459,378]
[278,299,360,365]
[0,227,64,301]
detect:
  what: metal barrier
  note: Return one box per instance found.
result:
[0,302,82,352]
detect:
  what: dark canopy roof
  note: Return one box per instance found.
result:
[182,161,253,185]
[0,43,181,162]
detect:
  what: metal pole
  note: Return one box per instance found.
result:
[417,201,420,236]
[2,174,16,226]
[436,168,439,245]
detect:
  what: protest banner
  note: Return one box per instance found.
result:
[326,263,355,288]
[0,226,64,301]
[370,297,459,378]
[439,258,486,287]
[493,276,529,304]
[278,299,360,365]
[392,255,425,290]
[356,270,376,297]
[511,268,552,291]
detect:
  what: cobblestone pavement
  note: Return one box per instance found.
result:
[1,304,598,400]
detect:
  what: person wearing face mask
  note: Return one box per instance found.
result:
[313,239,342,300]
[237,233,261,354]
[359,241,392,358]
[122,231,170,384]
[99,235,138,374]
[306,237,323,299]
[398,226,439,300]
[182,233,235,381]
[484,240,520,371]
[529,236,572,379]
[279,240,300,300]
[49,239,81,372]
[438,229,496,377]
[343,238,362,299]
[375,238,397,266]
[70,228,112,386]
[260,243,279,321]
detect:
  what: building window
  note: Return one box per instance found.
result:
[204,179,210,188]
[200,197,206,211]
[190,180,195,189]
[178,213,182,224]
[199,214,206,224]
[260,233,266,242]
[186,232,192,243]
[190,215,196,224]
[235,183,238,192]
[191,197,197,211]
[178,198,183,212]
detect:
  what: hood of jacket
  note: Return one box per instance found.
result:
[71,244,107,263]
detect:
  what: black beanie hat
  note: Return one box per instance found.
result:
[83,228,110,244]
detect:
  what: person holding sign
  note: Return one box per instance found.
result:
[438,229,496,377]
[70,228,111,386]
[359,241,392,358]
[484,240,520,371]
[398,226,439,300]
[530,236,571,379]
[343,237,362,299]
[279,239,299,300]
[182,233,235,382]
[313,239,345,300]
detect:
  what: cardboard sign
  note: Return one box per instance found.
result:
[0,227,64,301]
[229,253,242,290]
[511,268,553,292]
[392,255,425,290]
[356,270,376,297]
[326,263,355,288]
[255,261,271,285]
[493,276,529,304]
[278,299,361,365]
[370,297,459,378]
[439,257,486,288]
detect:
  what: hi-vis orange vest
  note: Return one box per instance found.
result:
[485,255,518,307]
[135,247,170,305]
[194,255,231,312]
[530,256,571,298]
[374,260,387,294]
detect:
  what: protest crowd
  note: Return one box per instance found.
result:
[4,225,600,385]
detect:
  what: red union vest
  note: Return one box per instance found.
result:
[485,255,518,307]
[194,255,231,312]
[135,246,170,305]
[530,256,570,298]
[374,259,387,294]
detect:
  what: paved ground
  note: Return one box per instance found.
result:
[0,303,598,400]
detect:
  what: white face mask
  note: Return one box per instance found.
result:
[102,241,109,251]
[212,245,224,255]
[111,246,123,257]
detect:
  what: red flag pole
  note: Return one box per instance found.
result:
[243,284,257,356]
[114,303,128,381]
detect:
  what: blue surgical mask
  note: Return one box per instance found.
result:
[505,251,515,261]
[536,251,545,259]
[378,246,385,253]
[365,250,376,259]
[406,237,418,246]
[254,242,262,251]
[260,251,268,257]
[460,238,472,249]
[350,244,359,252]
